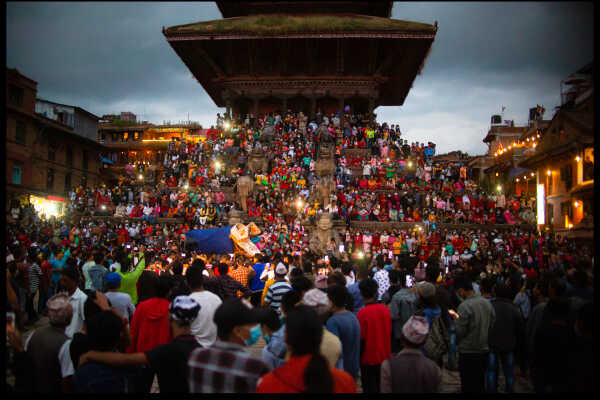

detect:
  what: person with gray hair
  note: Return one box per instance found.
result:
[7,293,75,393]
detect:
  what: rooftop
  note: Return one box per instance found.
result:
[164,14,436,38]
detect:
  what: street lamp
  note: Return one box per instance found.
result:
[497,184,502,192]
[138,174,143,181]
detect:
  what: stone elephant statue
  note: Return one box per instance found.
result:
[235,175,254,212]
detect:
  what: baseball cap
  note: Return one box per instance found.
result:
[106,272,122,288]
[275,262,288,275]
[169,295,201,324]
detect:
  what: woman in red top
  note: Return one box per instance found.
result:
[257,305,356,393]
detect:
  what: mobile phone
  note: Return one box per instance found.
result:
[181,253,186,258]
[406,275,414,288]
[126,244,131,249]
[324,255,329,262]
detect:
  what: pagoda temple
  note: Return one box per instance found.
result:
[163,1,437,120]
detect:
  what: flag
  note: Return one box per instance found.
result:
[501,106,506,113]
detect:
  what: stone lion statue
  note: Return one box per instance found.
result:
[309,213,341,256]
[315,143,336,177]
[234,175,254,212]
[316,123,334,143]
[247,146,269,174]
[259,125,275,145]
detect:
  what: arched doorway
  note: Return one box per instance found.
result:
[316,95,339,117]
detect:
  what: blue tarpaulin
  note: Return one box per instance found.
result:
[101,157,114,165]
[185,226,234,254]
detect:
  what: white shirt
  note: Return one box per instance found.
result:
[25,333,74,378]
[64,288,87,339]
[189,290,222,348]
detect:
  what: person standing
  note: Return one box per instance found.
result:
[115,247,146,305]
[357,278,392,393]
[256,305,356,393]
[326,284,361,381]
[389,269,418,353]
[186,262,222,347]
[264,263,292,315]
[60,266,88,339]
[87,253,109,292]
[453,273,496,393]
[104,272,136,323]
[78,295,202,393]
[380,316,442,393]
[7,293,75,393]
[487,283,524,393]
[187,298,271,393]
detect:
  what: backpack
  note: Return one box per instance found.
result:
[423,315,449,364]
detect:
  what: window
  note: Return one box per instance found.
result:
[48,141,56,162]
[66,148,73,168]
[560,164,573,192]
[12,164,22,185]
[15,121,26,145]
[47,168,54,191]
[546,204,554,226]
[64,173,71,193]
[8,85,24,107]
[123,132,129,142]
[82,150,88,170]
[134,131,139,141]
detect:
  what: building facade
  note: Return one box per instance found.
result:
[6,68,106,216]
[520,63,593,240]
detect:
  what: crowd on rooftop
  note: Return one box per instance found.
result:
[5,109,593,394]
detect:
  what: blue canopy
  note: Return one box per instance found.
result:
[101,157,114,165]
[185,226,234,254]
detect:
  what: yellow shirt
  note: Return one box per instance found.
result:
[261,278,276,306]
[393,239,403,255]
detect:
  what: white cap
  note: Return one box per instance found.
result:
[275,262,287,275]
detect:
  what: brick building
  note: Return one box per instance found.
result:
[6,68,106,216]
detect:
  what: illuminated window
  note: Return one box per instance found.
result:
[123,132,129,142]
[583,147,594,181]
[134,132,139,140]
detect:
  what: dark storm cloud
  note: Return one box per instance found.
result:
[7,2,594,154]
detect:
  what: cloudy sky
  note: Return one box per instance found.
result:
[7,2,593,155]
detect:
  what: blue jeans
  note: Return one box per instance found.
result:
[487,351,515,393]
[447,320,458,370]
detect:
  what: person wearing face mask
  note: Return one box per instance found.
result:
[188,298,270,393]
[453,273,496,393]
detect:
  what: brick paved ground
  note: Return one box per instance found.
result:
[9,317,533,393]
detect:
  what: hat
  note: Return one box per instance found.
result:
[302,288,330,308]
[402,315,429,345]
[213,298,261,331]
[314,274,328,289]
[169,295,201,324]
[61,265,80,282]
[275,262,288,275]
[416,281,436,299]
[106,272,122,288]
[47,293,73,326]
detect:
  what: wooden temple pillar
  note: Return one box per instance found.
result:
[310,96,317,121]
[338,97,345,132]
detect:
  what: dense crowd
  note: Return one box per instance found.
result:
[5,109,593,393]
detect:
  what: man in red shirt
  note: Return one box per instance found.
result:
[357,278,391,393]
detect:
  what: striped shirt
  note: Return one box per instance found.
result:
[28,262,42,292]
[188,341,270,393]
[264,280,292,314]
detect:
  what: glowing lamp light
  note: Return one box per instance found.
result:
[138,174,143,180]
[547,170,551,176]
[531,172,535,177]
[574,201,579,207]
[575,156,581,162]
[215,161,221,169]
[296,199,303,209]
[495,172,499,177]
[516,178,520,182]
[497,185,502,192]
[101,205,107,210]
[568,223,573,229]
[408,161,413,167]
[523,176,527,180]
[358,251,364,259]
[537,184,545,225]
[224,122,231,130]
[184,184,189,190]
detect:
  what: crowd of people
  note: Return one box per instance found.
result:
[5,108,593,393]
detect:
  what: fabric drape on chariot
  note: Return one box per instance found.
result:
[185,223,261,257]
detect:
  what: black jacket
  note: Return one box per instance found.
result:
[488,298,524,352]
